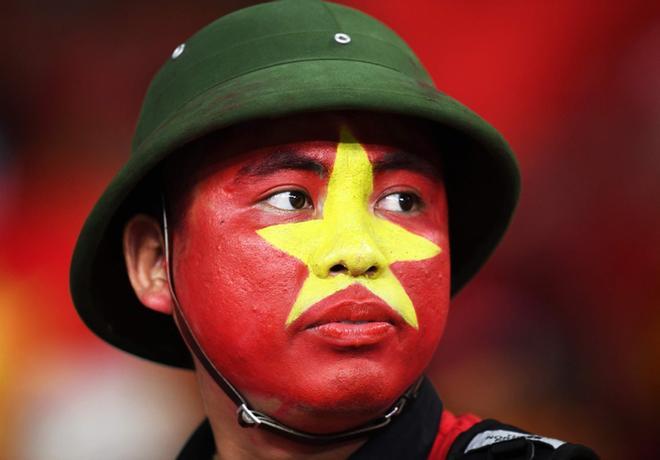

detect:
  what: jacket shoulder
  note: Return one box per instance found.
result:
[430,414,599,460]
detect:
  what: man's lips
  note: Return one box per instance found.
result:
[311,321,395,347]
[291,298,402,347]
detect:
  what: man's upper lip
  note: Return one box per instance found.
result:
[293,299,400,332]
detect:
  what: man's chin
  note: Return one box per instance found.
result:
[256,373,414,434]
[273,401,394,435]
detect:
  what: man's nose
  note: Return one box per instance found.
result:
[310,226,388,279]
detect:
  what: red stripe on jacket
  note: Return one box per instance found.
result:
[428,410,481,459]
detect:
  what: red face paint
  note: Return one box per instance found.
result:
[170,115,450,433]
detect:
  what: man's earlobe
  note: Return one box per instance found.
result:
[122,214,174,315]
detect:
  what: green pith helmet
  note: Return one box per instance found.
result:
[70,0,520,368]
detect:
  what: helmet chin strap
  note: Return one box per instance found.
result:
[160,197,422,444]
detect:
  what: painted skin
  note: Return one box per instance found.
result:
[169,114,451,434]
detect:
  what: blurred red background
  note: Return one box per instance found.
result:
[1,0,658,458]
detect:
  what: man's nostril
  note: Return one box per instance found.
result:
[330,264,347,273]
[366,266,378,275]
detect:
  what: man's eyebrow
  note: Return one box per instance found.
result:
[372,151,440,179]
[236,151,326,179]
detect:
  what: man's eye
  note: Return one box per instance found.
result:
[376,192,421,213]
[264,190,313,210]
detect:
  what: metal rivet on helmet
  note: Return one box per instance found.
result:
[334,33,351,44]
[171,43,186,59]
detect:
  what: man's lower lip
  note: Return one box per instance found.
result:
[307,321,394,346]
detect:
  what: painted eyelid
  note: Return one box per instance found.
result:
[374,184,424,199]
[255,185,313,204]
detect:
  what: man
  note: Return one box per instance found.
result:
[70,1,599,458]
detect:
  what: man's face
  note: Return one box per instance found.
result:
[169,113,450,432]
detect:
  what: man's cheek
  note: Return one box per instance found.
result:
[179,247,305,381]
[179,229,308,334]
[391,257,450,339]
[223,234,309,306]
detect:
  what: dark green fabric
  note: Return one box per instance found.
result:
[70,0,520,368]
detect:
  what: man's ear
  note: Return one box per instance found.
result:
[122,214,174,315]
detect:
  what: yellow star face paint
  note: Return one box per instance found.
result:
[257,127,441,328]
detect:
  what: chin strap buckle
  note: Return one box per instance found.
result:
[384,402,403,419]
[385,375,423,420]
[237,404,262,427]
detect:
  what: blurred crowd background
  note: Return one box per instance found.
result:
[1,0,658,458]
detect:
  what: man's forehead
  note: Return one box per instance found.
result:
[235,147,440,182]
[169,111,441,183]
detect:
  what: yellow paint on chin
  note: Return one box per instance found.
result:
[256,127,441,328]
